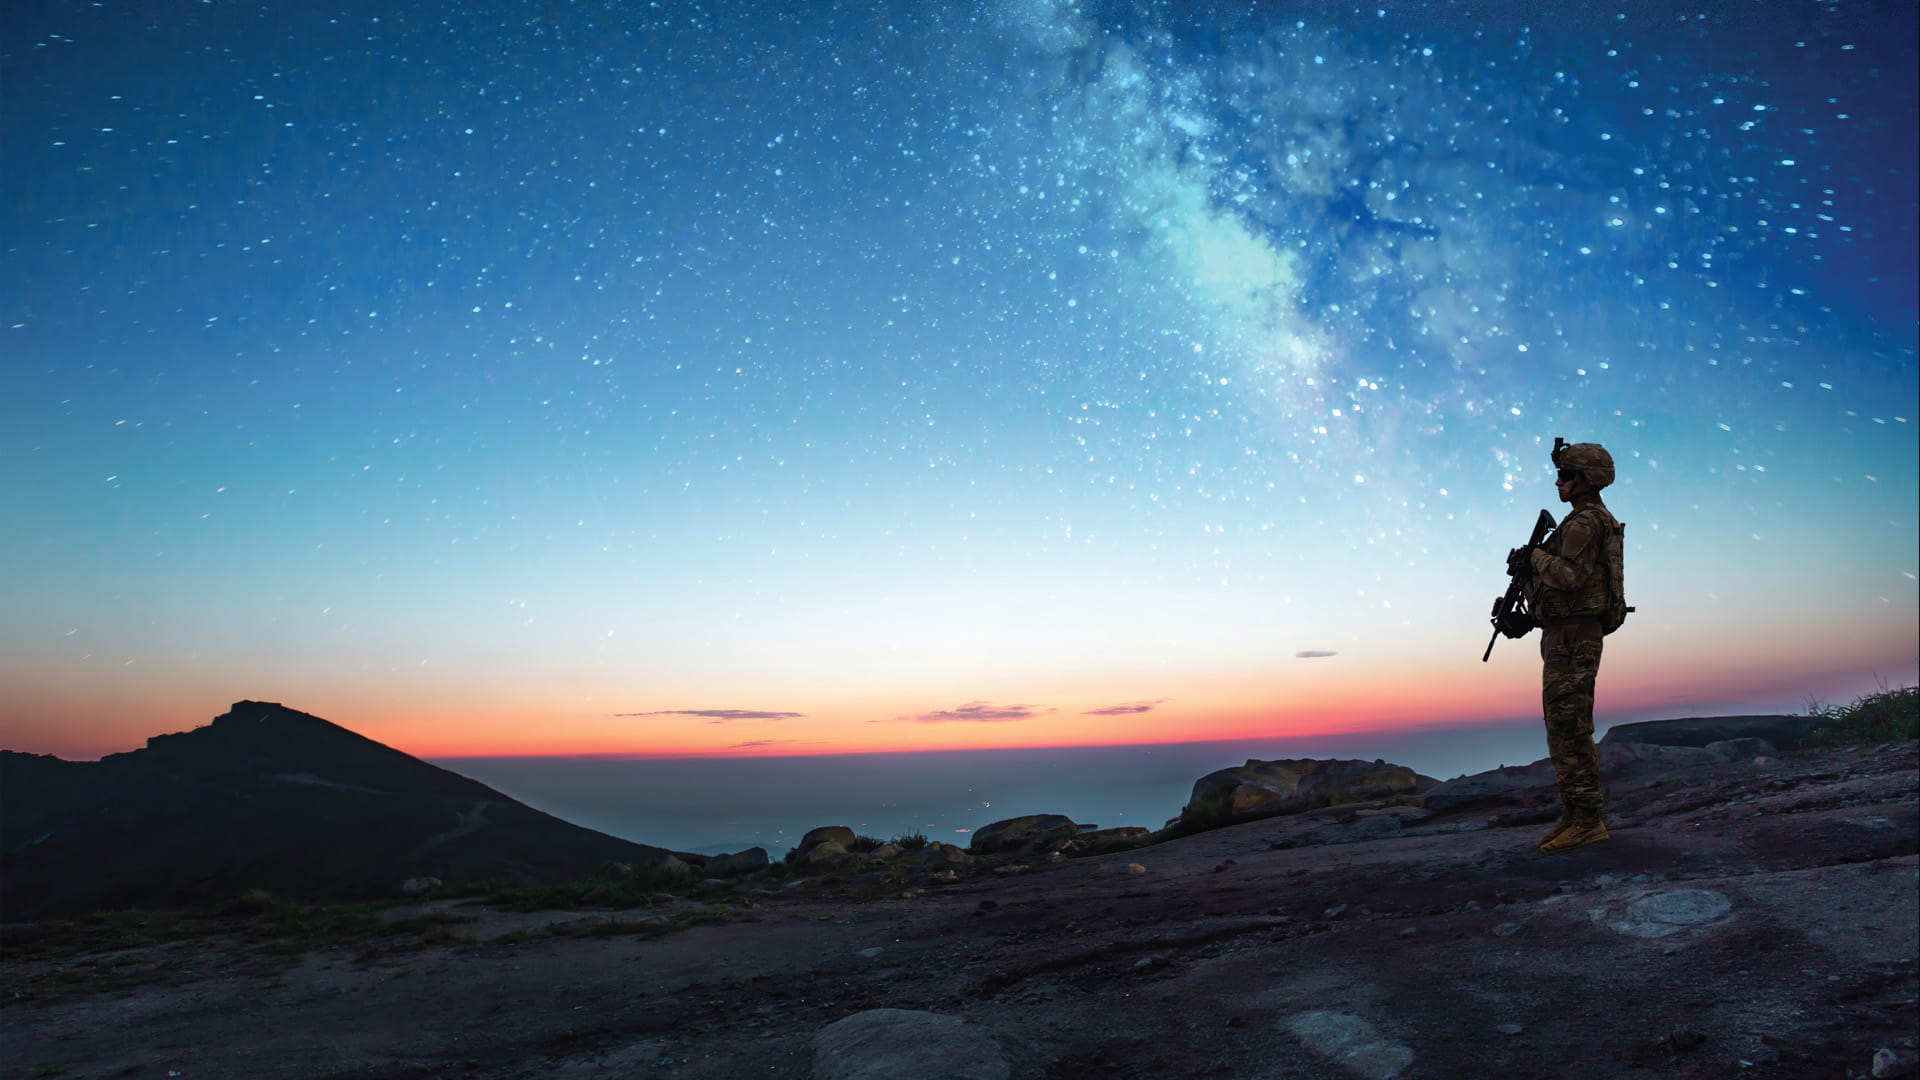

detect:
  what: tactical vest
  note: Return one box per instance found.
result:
[1530,502,1630,632]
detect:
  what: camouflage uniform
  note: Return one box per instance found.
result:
[1525,490,1621,817]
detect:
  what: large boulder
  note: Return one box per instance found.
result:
[968,814,1080,855]
[652,855,696,880]
[1183,758,1436,827]
[804,841,853,867]
[918,842,974,869]
[705,847,769,876]
[794,826,857,862]
[1599,714,1820,751]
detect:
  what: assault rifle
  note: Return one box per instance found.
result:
[1481,508,1557,662]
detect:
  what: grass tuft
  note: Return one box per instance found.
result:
[1800,680,1919,748]
[474,873,680,913]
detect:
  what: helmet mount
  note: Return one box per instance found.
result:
[1550,436,1615,489]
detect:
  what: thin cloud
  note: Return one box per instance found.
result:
[616,709,806,723]
[1083,698,1172,716]
[1295,650,1338,659]
[910,701,1049,723]
[728,739,802,749]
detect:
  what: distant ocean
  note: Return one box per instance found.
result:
[435,722,1573,858]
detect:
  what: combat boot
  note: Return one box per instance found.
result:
[1538,811,1609,854]
[1536,797,1577,852]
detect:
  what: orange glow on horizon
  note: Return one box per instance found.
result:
[3,642,1910,762]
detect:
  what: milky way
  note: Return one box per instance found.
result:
[3,0,1914,757]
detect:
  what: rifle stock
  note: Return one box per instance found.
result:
[1481,508,1557,661]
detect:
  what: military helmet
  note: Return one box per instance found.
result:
[1555,442,1615,489]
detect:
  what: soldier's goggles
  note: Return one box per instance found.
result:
[1556,468,1580,483]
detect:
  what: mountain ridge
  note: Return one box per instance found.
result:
[0,700,685,919]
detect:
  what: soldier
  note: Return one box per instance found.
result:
[1513,442,1627,854]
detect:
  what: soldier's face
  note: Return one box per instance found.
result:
[1555,475,1587,502]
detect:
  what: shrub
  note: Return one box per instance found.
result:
[1801,682,1919,748]
[894,833,928,851]
[217,888,288,918]
[476,861,691,912]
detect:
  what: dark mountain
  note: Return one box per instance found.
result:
[0,701,683,919]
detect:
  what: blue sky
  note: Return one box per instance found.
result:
[3,0,1914,759]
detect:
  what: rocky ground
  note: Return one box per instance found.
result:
[3,740,1915,1080]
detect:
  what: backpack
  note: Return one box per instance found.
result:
[1600,518,1634,635]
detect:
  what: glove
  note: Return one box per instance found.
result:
[1506,547,1533,576]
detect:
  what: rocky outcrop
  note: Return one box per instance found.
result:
[1060,827,1152,855]
[1705,738,1782,763]
[1419,761,1559,813]
[918,842,975,869]
[1600,714,1820,750]
[663,855,698,879]
[5,735,1914,1080]
[1601,741,1724,774]
[1420,737,1790,817]
[969,814,1081,855]
[795,826,857,862]
[806,842,854,867]
[705,847,769,876]
[1183,758,1438,827]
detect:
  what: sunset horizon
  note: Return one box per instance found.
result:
[7,654,1910,763]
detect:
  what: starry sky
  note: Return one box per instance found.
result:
[4,0,1915,761]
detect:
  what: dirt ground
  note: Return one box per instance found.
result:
[4,742,1915,1080]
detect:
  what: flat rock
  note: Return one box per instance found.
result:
[1276,815,1406,848]
[1420,761,1557,813]
[1599,714,1818,750]
[1285,1010,1415,1080]
[812,1008,1009,1080]
[1589,888,1736,939]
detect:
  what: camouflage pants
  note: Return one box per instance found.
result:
[1540,621,1605,814]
